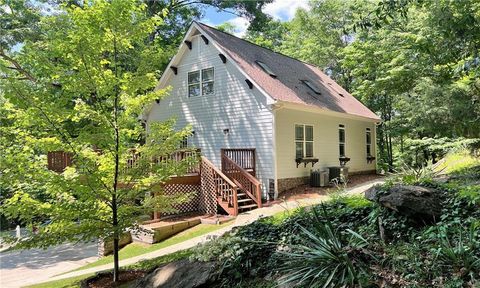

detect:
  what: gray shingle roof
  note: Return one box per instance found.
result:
[196,22,380,121]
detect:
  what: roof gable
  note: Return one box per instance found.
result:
[195,22,380,121]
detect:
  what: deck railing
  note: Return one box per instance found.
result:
[124,148,201,175]
[201,156,239,215]
[47,151,73,172]
[221,148,256,176]
[221,154,262,208]
[48,149,201,175]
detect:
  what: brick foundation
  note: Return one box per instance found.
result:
[276,170,378,196]
[349,169,377,176]
[277,176,309,194]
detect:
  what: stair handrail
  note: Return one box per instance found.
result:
[221,154,262,208]
[201,156,239,215]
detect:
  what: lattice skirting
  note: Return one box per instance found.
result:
[160,183,202,216]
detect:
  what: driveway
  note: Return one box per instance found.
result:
[0,241,98,288]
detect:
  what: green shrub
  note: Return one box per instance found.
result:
[433,224,480,281]
[191,217,281,285]
[395,162,440,185]
[278,213,374,287]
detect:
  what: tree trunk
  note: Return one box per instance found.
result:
[112,34,120,283]
[112,205,119,282]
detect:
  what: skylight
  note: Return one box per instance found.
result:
[301,80,321,95]
[255,60,277,78]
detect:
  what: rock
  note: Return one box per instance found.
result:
[134,259,218,288]
[365,184,443,220]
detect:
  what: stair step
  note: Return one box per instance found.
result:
[237,198,252,203]
[237,193,246,197]
[239,203,257,209]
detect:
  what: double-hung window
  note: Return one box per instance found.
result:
[295,124,314,159]
[339,124,346,157]
[188,67,214,97]
[201,68,214,95]
[188,71,200,97]
[366,128,372,156]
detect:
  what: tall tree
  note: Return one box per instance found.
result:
[1,0,195,282]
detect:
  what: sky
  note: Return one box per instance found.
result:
[201,0,310,37]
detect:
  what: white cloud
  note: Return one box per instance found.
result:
[209,0,310,38]
[263,0,310,20]
[225,17,250,37]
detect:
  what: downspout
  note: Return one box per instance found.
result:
[270,102,285,199]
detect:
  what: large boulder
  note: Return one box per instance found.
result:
[365,184,443,220]
[134,259,218,288]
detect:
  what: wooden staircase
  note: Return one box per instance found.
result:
[200,148,262,216]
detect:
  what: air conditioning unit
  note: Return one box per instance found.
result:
[310,170,329,187]
[328,166,349,183]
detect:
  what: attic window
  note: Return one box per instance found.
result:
[301,80,321,95]
[255,60,277,78]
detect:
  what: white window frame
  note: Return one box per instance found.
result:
[188,70,200,97]
[339,124,346,157]
[201,67,214,95]
[295,124,314,159]
[366,128,372,157]
[187,67,214,97]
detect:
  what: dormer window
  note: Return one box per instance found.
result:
[301,80,321,95]
[255,60,277,78]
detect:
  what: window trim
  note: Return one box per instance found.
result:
[366,128,372,157]
[187,70,200,97]
[187,67,215,97]
[295,124,314,159]
[201,67,214,96]
[339,124,346,157]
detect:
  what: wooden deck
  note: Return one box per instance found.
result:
[47,147,263,217]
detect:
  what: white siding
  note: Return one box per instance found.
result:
[275,108,377,180]
[146,35,275,195]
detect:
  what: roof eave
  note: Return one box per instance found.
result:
[274,101,381,123]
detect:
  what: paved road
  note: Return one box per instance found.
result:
[0,241,98,288]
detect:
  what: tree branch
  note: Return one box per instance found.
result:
[0,50,37,83]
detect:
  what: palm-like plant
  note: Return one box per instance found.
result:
[278,209,372,287]
[435,224,480,279]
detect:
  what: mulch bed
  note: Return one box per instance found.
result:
[83,270,145,288]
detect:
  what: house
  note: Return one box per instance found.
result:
[143,21,380,208]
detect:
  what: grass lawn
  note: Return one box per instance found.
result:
[71,220,233,272]
[435,150,480,174]
[23,273,95,288]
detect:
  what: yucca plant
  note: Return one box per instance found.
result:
[277,208,373,287]
[434,224,480,279]
[395,161,443,184]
